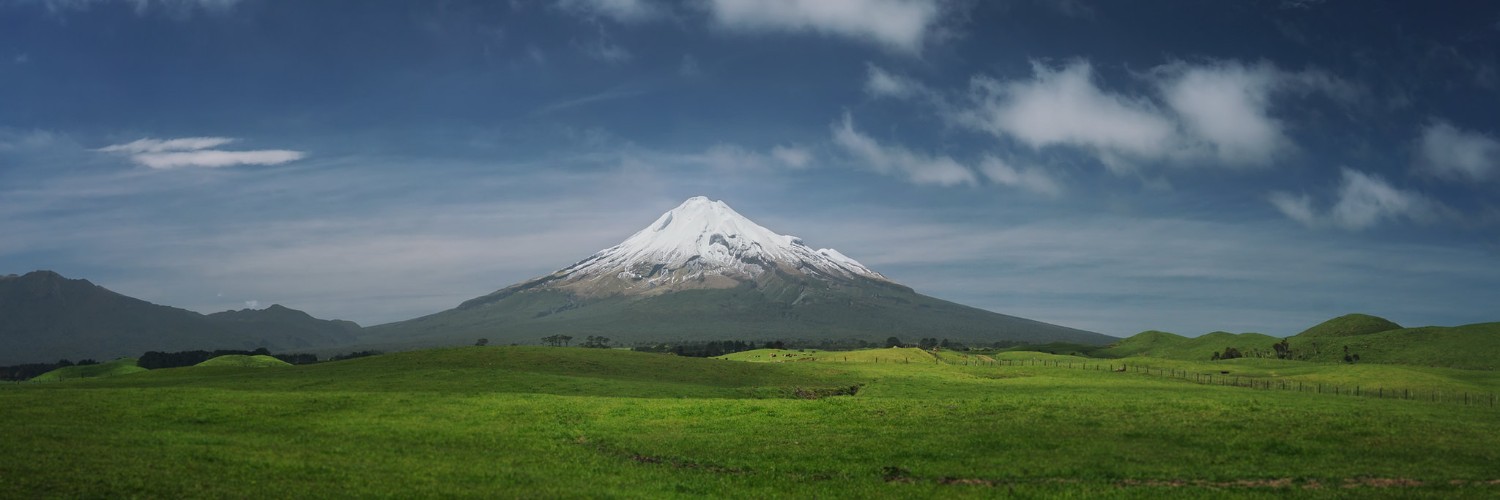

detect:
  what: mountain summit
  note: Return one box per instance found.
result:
[366,197,1112,348]
[535,196,885,298]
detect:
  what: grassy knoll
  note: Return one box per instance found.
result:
[27,357,146,382]
[1289,322,1500,370]
[1093,330,1282,361]
[194,354,293,368]
[2,346,1498,497]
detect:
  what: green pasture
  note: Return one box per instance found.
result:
[2,346,1497,498]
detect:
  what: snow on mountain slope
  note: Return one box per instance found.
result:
[545,196,887,296]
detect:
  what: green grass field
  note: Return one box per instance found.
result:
[2,346,1498,497]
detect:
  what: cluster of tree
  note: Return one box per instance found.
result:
[1272,338,1293,359]
[328,350,383,362]
[138,348,274,369]
[915,338,968,350]
[1343,345,1361,363]
[541,335,574,347]
[580,336,612,348]
[633,340,759,357]
[273,353,320,365]
[0,358,97,381]
[1211,347,1245,361]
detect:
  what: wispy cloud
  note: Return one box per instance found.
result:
[39,0,243,16]
[557,0,663,23]
[97,136,305,169]
[705,0,943,54]
[770,144,811,168]
[978,156,1062,196]
[536,85,647,114]
[1269,168,1441,230]
[864,63,927,98]
[1417,119,1499,181]
[832,113,977,186]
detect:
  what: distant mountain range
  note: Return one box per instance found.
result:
[362,197,1113,349]
[0,270,359,365]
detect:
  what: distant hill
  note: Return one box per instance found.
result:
[1100,313,1500,370]
[1289,321,1500,370]
[195,354,292,368]
[0,270,361,365]
[29,358,146,382]
[1295,313,1402,338]
[1094,330,1280,360]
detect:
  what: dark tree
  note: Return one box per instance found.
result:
[886,337,904,348]
[1221,347,1243,360]
[475,338,489,347]
[1272,338,1292,359]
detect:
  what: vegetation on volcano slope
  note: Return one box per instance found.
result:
[2,346,1497,498]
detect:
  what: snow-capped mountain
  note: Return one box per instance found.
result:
[545,196,886,297]
[364,197,1113,348]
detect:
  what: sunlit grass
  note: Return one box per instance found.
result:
[2,346,1496,497]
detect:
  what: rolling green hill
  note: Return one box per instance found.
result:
[28,358,145,382]
[1093,330,1280,360]
[194,354,292,368]
[1290,321,1500,370]
[1296,313,1403,338]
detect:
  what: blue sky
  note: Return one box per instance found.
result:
[2,0,1498,337]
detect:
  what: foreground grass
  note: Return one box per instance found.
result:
[2,347,1498,498]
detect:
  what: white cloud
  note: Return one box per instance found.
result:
[1267,191,1318,227]
[705,0,942,54]
[1418,119,1499,181]
[1154,61,1290,166]
[558,0,662,23]
[978,156,1061,196]
[959,60,1180,168]
[243,300,260,309]
[770,144,812,168]
[864,63,923,98]
[1269,168,1438,230]
[132,150,305,169]
[832,113,977,186]
[952,59,1356,173]
[698,143,814,172]
[98,136,305,169]
[97,136,236,154]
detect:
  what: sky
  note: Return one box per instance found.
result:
[2,0,1498,338]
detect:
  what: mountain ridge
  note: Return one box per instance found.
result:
[0,270,360,364]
